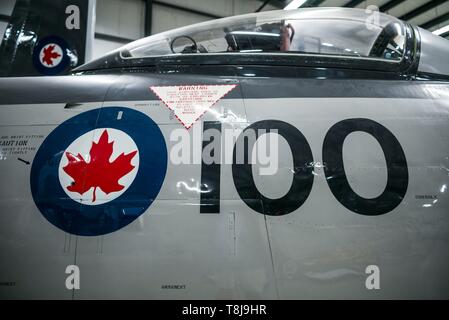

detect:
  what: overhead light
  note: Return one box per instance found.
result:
[239,50,262,53]
[284,0,307,10]
[432,25,449,36]
[230,31,280,37]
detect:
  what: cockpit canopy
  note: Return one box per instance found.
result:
[75,8,422,74]
[123,8,406,61]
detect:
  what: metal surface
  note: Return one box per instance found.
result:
[417,27,449,76]
[0,7,449,299]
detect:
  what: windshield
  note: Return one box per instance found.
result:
[120,8,406,62]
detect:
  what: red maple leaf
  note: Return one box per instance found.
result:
[63,130,137,202]
[42,45,61,66]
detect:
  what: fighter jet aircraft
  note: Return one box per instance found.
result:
[0,7,448,299]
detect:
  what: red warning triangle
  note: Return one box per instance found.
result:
[150,84,237,129]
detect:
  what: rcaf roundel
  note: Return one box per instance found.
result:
[31,107,167,236]
[32,36,72,75]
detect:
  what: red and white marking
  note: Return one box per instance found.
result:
[40,43,63,68]
[58,128,139,206]
[150,84,237,129]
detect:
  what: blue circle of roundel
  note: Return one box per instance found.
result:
[32,36,71,75]
[30,107,167,236]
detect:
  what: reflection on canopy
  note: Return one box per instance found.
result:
[121,8,406,62]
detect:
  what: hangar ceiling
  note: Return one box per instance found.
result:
[256,0,449,39]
